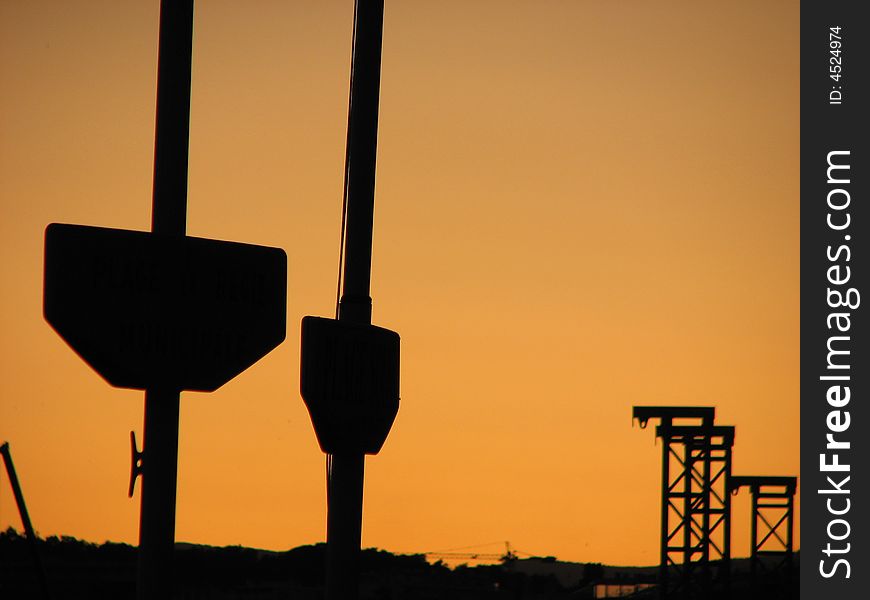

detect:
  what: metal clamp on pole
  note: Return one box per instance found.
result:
[128,431,144,498]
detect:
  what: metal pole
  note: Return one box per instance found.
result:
[151,0,194,239]
[749,485,758,599]
[137,388,182,599]
[681,440,692,599]
[660,432,669,600]
[325,452,366,600]
[327,2,384,599]
[700,435,711,599]
[785,485,794,599]
[340,0,383,325]
[1,442,51,600]
[722,443,732,599]
[138,2,193,598]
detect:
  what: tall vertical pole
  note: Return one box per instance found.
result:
[785,486,794,583]
[151,0,193,239]
[722,443,732,599]
[1,443,51,600]
[138,387,181,600]
[700,436,711,599]
[659,433,670,600]
[785,484,795,599]
[749,486,758,599]
[681,441,692,599]
[327,2,385,600]
[138,2,193,599]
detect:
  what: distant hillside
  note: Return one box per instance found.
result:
[0,528,797,599]
[1,528,564,599]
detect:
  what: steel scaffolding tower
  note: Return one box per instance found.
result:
[632,407,734,600]
[729,476,797,600]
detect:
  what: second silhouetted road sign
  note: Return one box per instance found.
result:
[300,316,399,455]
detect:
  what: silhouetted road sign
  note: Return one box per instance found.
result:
[300,316,399,454]
[44,223,287,391]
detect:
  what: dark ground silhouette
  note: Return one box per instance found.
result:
[0,528,796,599]
[0,528,569,599]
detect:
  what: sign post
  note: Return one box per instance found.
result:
[132,3,190,593]
[42,2,287,599]
[300,2,399,599]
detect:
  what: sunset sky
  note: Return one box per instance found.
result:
[0,0,798,567]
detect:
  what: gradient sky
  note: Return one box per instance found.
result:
[0,0,798,566]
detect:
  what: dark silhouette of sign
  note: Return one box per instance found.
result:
[300,316,399,455]
[44,223,287,391]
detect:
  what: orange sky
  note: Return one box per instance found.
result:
[0,0,798,566]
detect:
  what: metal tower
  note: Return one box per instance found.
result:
[632,407,734,600]
[729,476,797,600]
